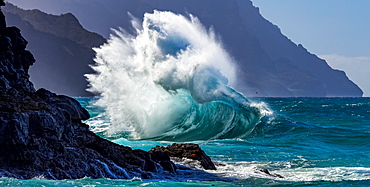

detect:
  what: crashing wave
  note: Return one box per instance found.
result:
[86,11,271,141]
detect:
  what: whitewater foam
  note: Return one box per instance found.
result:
[86,11,269,141]
[172,159,370,182]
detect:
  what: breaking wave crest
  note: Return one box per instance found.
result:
[86,11,271,141]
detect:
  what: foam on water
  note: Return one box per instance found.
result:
[71,97,370,185]
[86,11,269,141]
[213,162,370,182]
[170,158,370,183]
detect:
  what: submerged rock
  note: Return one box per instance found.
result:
[0,1,216,179]
[259,169,284,179]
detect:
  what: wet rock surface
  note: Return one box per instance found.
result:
[259,169,284,179]
[0,1,214,179]
[150,143,217,170]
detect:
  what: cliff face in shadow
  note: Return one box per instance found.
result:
[235,0,362,97]
[3,3,105,96]
[4,0,363,97]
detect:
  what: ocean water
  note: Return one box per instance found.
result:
[2,10,369,186]
[1,97,369,186]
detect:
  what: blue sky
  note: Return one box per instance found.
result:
[251,0,370,96]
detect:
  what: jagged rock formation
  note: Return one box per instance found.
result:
[150,143,217,170]
[0,2,215,179]
[3,3,105,96]
[5,0,363,97]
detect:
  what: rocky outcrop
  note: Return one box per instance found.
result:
[0,2,214,179]
[0,12,142,177]
[150,143,217,170]
[3,3,105,96]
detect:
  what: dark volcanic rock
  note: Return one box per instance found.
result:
[259,169,284,179]
[0,10,5,28]
[1,2,219,179]
[150,143,217,170]
[35,88,90,121]
[149,147,177,173]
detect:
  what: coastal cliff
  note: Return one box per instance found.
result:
[0,1,215,179]
[3,3,105,97]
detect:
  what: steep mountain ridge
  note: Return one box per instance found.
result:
[3,3,105,96]
[235,0,361,96]
[4,3,104,48]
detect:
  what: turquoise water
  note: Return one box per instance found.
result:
[2,97,368,186]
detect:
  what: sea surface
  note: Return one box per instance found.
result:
[1,97,369,186]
